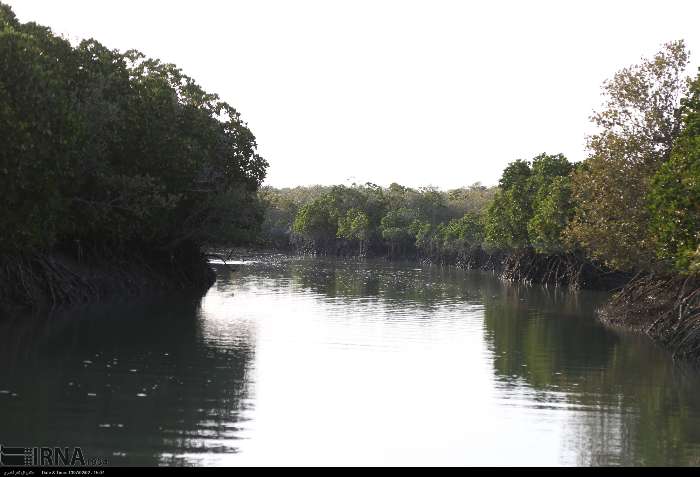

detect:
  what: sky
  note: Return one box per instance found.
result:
[7,0,700,189]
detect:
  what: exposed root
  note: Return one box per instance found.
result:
[599,274,700,361]
[0,244,215,311]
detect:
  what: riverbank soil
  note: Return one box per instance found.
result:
[0,244,215,310]
[600,274,700,360]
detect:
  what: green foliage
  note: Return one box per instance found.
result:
[484,154,573,252]
[0,3,267,255]
[263,153,572,261]
[262,182,497,257]
[415,186,450,225]
[648,72,700,273]
[528,176,573,254]
[530,153,573,203]
[484,189,529,250]
[258,186,305,248]
[411,219,434,252]
[292,195,339,246]
[446,182,497,217]
[567,40,690,271]
[0,3,18,28]
[437,213,485,255]
[380,208,418,248]
[498,159,532,190]
[337,209,370,242]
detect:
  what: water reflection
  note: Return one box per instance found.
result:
[481,278,700,466]
[0,296,255,466]
[2,255,700,466]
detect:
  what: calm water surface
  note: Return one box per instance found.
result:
[2,255,700,466]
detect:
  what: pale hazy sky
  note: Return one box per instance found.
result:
[8,0,700,188]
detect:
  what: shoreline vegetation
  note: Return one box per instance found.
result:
[258,181,634,291]
[0,4,698,360]
[0,3,266,310]
[256,41,699,359]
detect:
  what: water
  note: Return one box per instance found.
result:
[2,255,700,466]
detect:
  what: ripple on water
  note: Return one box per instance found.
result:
[1,256,699,466]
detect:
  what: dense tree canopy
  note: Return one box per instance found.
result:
[648,71,700,273]
[262,182,495,259]
[0,3,267,256]
[484,154,574,253]
[261,154,577,266]
[566,41,690,271]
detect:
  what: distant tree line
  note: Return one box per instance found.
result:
[0,3,267,263]
[261,40,699,282]
[259,182,496,261]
